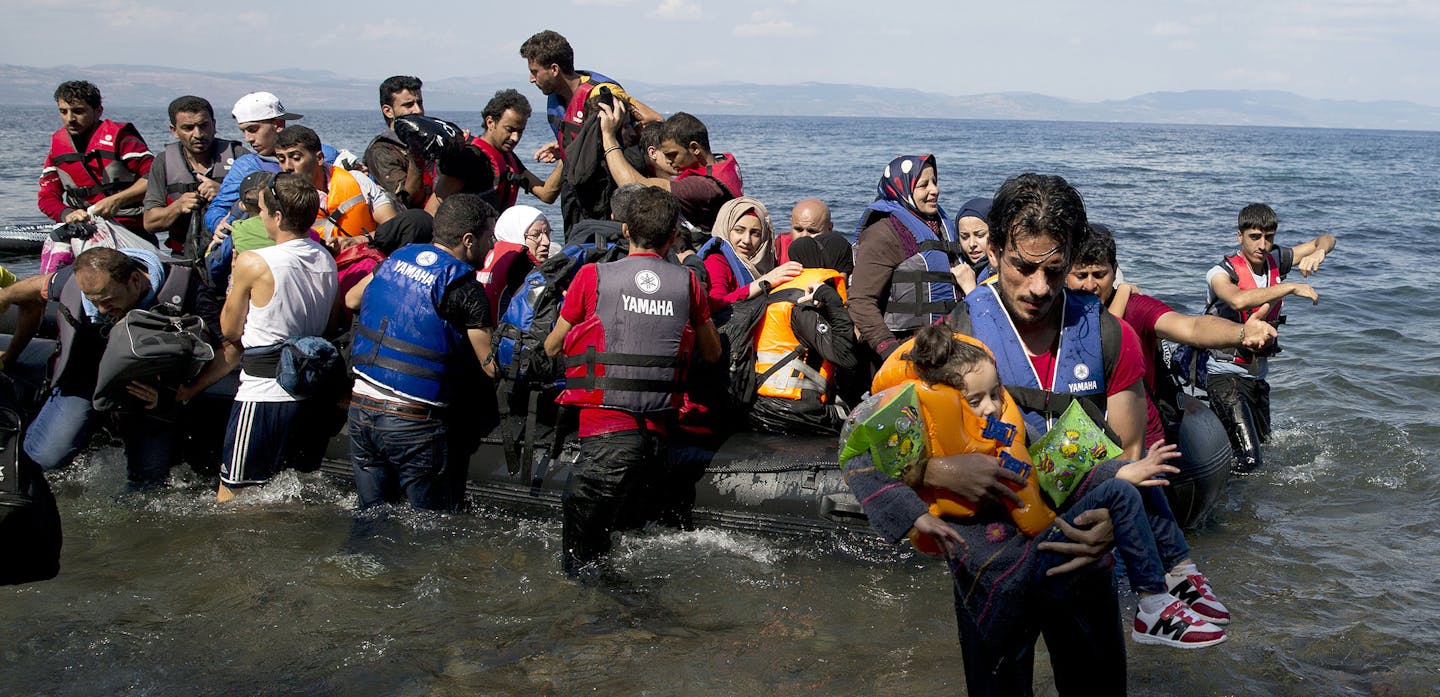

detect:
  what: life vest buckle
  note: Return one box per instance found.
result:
[981,415,1017,446]
[998,451,1031,479]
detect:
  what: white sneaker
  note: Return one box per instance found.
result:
[1133,597,1228,649]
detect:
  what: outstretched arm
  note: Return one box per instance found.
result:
[1209,269,1317,312]
[1290,234,1336,277]
[1153,306,1278,352]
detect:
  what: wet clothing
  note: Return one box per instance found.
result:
[25,249,220,484]
[843,449,1128,696]
[1202,249,1294,472]
[38,120,154,235]
[555,252,711,573]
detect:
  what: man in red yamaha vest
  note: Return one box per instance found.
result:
[142,96,248,254]
[433,89,561,213]
[543,187,722,576]
[599,109,742,232]
[38,81,154,239]
[1202,203,1335,471]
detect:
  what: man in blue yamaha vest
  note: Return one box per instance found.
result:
[0,247,223,487]
[543,187,722,576]
[930,173,1148,695]
[345,193,499,510]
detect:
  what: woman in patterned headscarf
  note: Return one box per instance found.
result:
[849,154,961,362]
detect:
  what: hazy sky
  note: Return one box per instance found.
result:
[3,0,1437,106]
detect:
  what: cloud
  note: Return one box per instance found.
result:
[648,0,701,21]
[733,9,815,38]
[1148,20,1191,37]
[573,0,636,5]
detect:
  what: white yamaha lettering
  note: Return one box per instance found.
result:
[392,260,437,286]
[635,270,661,295]
[621,293,674,316]
[1068,380,1098,393]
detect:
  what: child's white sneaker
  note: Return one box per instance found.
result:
[1167,570,1231,625]
[1133,597,1228,649]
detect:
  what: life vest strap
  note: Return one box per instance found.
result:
[355,323,448,363]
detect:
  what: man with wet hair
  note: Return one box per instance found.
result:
[928,172,1149,695]
[433,89,560,212]
[216,173,337,502]
[345,193,499,510]
[39,80,154,238]
[363,76,429,209]
[143,96,249,253]
[543,187,721,576]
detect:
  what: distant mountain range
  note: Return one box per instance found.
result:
[4,63,1438,132]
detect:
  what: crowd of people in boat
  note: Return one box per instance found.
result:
[3,28,1339,693]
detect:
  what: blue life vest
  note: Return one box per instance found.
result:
[964,285,1107,439]
[856,200,959,331]
[351,244,475,404]
[695,237,756,288]
[493,243,607,379]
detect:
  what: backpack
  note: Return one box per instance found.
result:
[717,293,774,412]
[0,385,62,586]
[491,242,625,474]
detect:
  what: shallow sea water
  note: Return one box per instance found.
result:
[2,106,1438,695]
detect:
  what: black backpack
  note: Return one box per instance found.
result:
[0,386,62,586]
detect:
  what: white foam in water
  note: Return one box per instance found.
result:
[615,527,781,566]
[325,551,387,579]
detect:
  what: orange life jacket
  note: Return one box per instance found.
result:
[870,332,1056,553]
[314,166,378,238]
[754,268,847,402]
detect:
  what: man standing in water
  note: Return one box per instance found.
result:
[345,194,499,510]
[1199,204,1335,471]
[543,187,721,576]
[216,173,337,502]
[935,173,1146,694]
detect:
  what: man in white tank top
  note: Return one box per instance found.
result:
[215,173,337,502]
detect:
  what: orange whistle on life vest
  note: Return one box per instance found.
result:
[871,333,1056,556]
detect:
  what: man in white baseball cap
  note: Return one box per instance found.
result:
[206,91,338,234]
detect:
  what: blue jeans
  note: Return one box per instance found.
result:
[348,402,449,510]
[24,387,181,485]
[1039,477,1191,595]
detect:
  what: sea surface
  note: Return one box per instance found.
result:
[1,105,1438,696]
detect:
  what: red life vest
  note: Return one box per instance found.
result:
[556,79,604,161]
[675,153,743,198]
[477,241,530,324]
[1225,251,1283,323]
[470,136,525,210]
[45,120,147,221]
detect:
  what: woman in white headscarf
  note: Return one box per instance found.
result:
[480,205,557,322]
[494,204,555,264]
